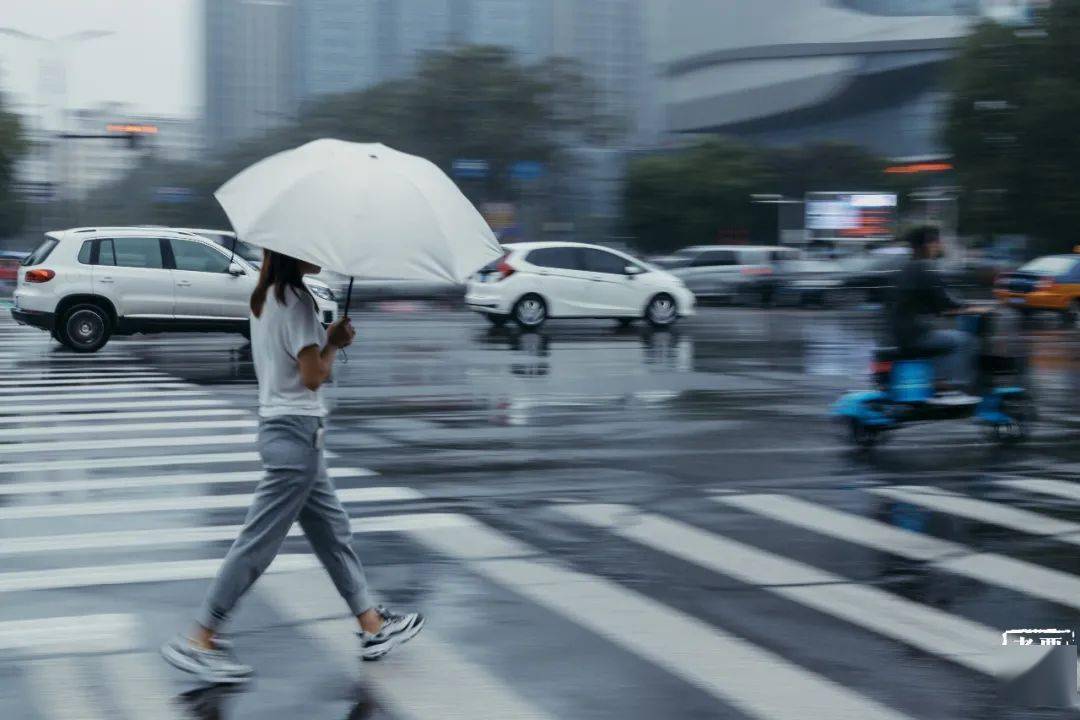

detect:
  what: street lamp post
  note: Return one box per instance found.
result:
[0,28,114,215]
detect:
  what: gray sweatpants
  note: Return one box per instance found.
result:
[197,415,375,631]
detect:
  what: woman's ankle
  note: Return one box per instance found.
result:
[357,608,383,634]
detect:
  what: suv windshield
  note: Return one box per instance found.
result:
[1019,256,1078,276]
[21,237,59,266]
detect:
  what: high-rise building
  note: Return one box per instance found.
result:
[205,0,299,152]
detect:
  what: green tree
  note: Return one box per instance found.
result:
[623,139,901,254]
[945,3,1080,253]
[84,46,612,231]
[0,99,27,237]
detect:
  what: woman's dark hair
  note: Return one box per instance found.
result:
[250,250,315,317]
[903,225,940,257]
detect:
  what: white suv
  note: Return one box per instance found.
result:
[11,227,338,352]
[465,241,695,329]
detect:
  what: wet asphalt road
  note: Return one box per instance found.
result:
[0,302,1079,720]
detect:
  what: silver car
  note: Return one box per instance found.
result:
[655,245,801,303]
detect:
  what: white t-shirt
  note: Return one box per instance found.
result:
[251,287,327,418]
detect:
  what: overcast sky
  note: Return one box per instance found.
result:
[0,0,197,120]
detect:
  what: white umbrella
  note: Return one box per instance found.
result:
[214,139,503,310]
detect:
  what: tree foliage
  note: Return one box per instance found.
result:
[944,3,1080,252]
[624,139,895,255]
[82,46,612,230]
[0,99,26,237]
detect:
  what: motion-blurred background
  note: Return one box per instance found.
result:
[0,0,1074,284]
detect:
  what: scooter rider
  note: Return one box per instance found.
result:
[887,225,983,401]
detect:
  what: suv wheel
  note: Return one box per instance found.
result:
[513,295,547,330]
[59,304,111,353]
[645,294,678,328]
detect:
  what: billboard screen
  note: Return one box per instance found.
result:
[805,192,897,242]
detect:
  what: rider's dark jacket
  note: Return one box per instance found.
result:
[888,259,963,350]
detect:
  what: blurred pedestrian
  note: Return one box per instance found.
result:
[887,225,982,399]
[162,250,424,683]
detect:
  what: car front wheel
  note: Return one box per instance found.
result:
[59,303,111,353]
[645,294,678,328]
[513,295,547,330]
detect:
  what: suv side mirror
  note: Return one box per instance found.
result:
[625,265,643,277]
[227,262,244,277]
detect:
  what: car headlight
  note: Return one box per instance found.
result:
[308,284,335,302]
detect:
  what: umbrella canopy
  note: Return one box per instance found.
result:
[214,139,503,284]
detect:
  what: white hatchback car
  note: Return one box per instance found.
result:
[465,241,695,329]
[11,227,338,352]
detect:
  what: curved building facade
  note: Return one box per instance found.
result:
[649,1,979,159]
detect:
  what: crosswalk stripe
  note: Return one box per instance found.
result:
[0,485,421,520]
[716,494,1080,614]
[0,512,466,554]
[102,652,190,720]
[993,477,1080,504]
[0,450,260,474]
[22,657,103,720]
[0,418,258,440]
[259,570,559,720]
[0,407,248,426]
[0,374,170,386]
[1,381,193,395]
[0,614,140,656]
[0,432,257,455]
[408,517,916,720]
[0,397,230,415]
[0,367,165,375]
[869,485,1080,541]
[556,503,1045,678]
[0,554,322,593]
[0,388,203,402]
[0,466,375,496]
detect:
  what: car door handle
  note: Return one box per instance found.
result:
[98,277,114,283]
[177,280,192,287]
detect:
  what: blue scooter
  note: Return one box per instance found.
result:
[833,312,1033,448]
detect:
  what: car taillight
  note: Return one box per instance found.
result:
[1036,278,1055,291]
[871,360,893,375]
[24,269,55,283]
[496,259,515,281]
[741,266,772,276]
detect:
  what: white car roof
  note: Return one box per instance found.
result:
[680,244,794,253]
[505,241,628,252]
[49,226,210,241]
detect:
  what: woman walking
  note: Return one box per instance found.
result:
[162,250,423,683]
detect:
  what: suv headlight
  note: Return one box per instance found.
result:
[308,284,335,302]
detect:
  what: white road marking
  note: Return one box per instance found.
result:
[0,374,169,386]
[0,512,466,554]
[0,398,229,416]
[1,381,193,395]
[0,366,164,375]
[260,569,558,720]
[869,485,1080,542]
[0,554,321,593]
[408,517,916,720]
[0,466,375,496]
[0,450,260,474]
[0,613,140,656]
[717,494,1080,614]
[0,485,421,520]
[0,419,258,440]
[103,652,197,720]
[993,477,1080,505]
[0,388,203,402]
[0,407,248,426]
[22,657,103,720]
[557,503,1045,679]
[0,432,257,455]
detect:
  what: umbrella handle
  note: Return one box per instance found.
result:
[344,277,354,318]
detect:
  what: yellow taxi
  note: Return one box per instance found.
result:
[994,250,1080,324]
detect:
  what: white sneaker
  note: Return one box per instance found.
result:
[927,391,981,406]
[161,634,253,684]
[359,607,425,661]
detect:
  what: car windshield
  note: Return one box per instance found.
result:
[1019,256,1078,276]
